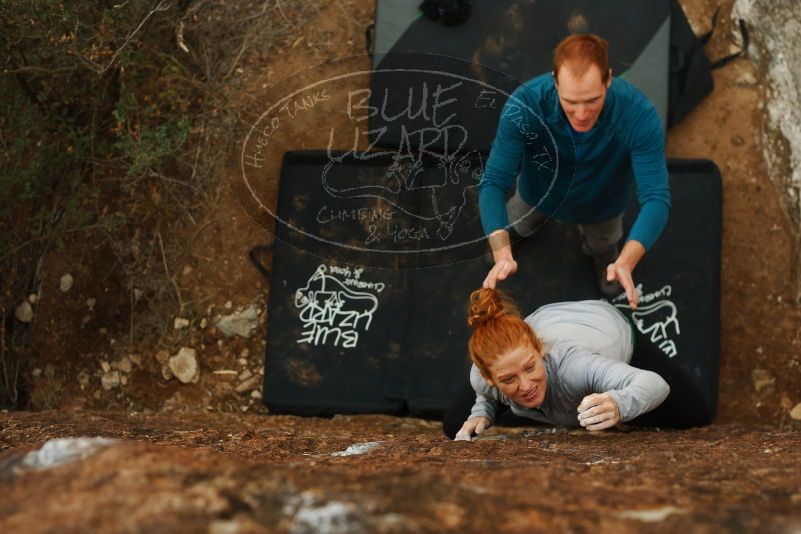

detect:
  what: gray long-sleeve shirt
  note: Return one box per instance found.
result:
[469,300,670,426]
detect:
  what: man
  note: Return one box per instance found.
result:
[479,34,670,309]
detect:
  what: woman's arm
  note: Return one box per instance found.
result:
[468,364,500,421]
[563,347,670,424]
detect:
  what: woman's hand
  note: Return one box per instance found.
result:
[577,393,620,431]
[454,416,492,441]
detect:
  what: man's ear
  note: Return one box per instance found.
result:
[606,68,613,88]
[552,70,558,86]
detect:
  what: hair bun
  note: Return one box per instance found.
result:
[467,288,513,329]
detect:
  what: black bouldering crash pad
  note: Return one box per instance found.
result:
[257,151,720,427]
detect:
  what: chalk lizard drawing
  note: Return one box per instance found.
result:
[295,264,382,349]
[613,285,680,358]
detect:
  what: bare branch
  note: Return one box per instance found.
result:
[75,0,173,75]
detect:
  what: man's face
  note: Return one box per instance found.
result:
[487,343,547,408]
[555,64,612,132]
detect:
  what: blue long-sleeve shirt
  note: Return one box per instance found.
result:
[478,74,670,250]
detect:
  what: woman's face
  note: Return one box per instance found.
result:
[487,343,547,408]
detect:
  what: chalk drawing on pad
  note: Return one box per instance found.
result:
[295,264,384,349]
[612,284,680,358]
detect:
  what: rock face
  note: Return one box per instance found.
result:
[168,347,200,384]
[1,412,801,533]
[733,0,801,291]
[215,305,260,338]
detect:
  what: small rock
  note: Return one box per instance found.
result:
[250,389,262,399]
[161,365,174,381]
[32,368,42,377]
[93,389,101,400]
[169,347,200,384]
[120,375,128,386]
[100,361,111,373]
[215,305,260,338]
[28,293,37,304]
[224,300,233,309]
[238,358,248,366]
[128,354,142,366]
[101,370,121,390]
[790,403,801,421]
[239,369,253,381]
[240,348,250,358]
[15,301,33,323]
[86,298,96,309]
[116,356,132,374]
[174,317,190,330]
[59,273,74,292]
[81,314,91,325]
[236,374,261,393]
[133,288,143,301]
[77,371,90,389]
[155,350,170,365]
[200,318,208,328]
[736,70,757,86]
[752,369,775,394]
[730,135,745,146]
[181,265,193,276]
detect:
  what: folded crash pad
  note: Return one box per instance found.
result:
[258,151,721,427]
[368,0,671,152]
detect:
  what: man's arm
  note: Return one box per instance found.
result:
[483,229,518,288]
[626,106,671,252]
[606,104,670,307]
[478,90,530,287]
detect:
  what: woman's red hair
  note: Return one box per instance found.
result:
[467,288,542,379]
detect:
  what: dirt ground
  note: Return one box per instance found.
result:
[3,0,801,531]
[2,411,801,533]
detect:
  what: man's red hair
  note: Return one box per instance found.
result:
[553,33,610,84]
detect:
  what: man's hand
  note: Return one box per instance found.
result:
[577,393,620,431]
[606,240,646,309]
[454,416,492,441]
[483,259,518,289]
[483,229,517,289]
[606,262,637,308]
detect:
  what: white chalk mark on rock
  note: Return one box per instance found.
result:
[20,437,117,470]
[330,441,383,457]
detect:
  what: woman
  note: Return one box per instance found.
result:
[444,288,669,440]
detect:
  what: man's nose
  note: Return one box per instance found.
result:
[575,105,589,120]
[519,376,532,391]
